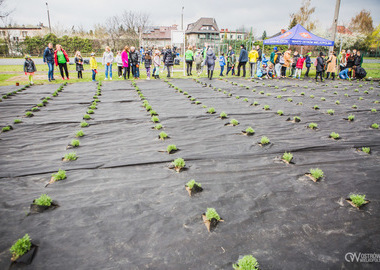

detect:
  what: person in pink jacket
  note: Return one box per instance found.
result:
[121,46,130,80]
[294,55,306,79]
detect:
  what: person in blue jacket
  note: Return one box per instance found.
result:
[304,51,311,77]
[339,68,350,80]
[219,52,226,76]
[237,44,248,77]
[43,42,55,81]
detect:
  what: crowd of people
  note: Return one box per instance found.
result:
[21,42,367,85]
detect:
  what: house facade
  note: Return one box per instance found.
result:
[185,17,220,49]
[219,29,247,41]
[141,24,178,49]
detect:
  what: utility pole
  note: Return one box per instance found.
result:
[46,2,52,34]
[330,0,341,52]
[181,7,184,30]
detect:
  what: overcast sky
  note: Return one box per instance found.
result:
[4,0,380,37]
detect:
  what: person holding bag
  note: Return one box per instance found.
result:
[102,46,114,80]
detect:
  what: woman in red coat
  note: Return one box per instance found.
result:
[54,44,70,80]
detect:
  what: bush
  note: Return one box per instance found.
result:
[159,131,168,140]
[186,179,201,189]
[70,139,80,147]
[310,168,324,180]
[64,152,77,161]
[14,119,22,124]
[233,255,259,270]
[151,116,160,123]
[371,123,379,129]
[154,124,163,130]
[277,110,283,116]
[327,109,334,115]
[349,194,366,208]
[34,194,52,206]
[205,208,220,221]
[230,119,239,126]
[10,234,31,261]
[173,158,185,169]
[330,132,340,139]
[80,121,89,127]
[308,123,318,129]
[282,152,293,163]
[348,114,355,121]
[245,127,255,134]
[361,147,370,154]
[167,144,177,154]
[52,169,66,181]
[207,107,216,114]
[260,136,270,145]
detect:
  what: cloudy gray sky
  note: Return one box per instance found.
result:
[4,0,380,37]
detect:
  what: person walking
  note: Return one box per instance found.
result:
[54,44,70,80]
[315,52,324,82]
[256,45,262,70]
[204,47,216,80]
[153,50,161,79]
[129,47,139,79]
[144,52,152,80]
[326,51,337,80]
[248,46,259,78]
[163,45,174,78]
[102,46,114,80]
[237,44,248,77]
[43,42,55,81]
[304,52,311,77]
[194,50,203,76]
[219,52,226,76]
[115,51,123,78]
[23,54,36,85]
[121,46,130,80]
[90,52,98,82]
[74,51,84,79]
[185,46,194,76]
[226,46,236,76]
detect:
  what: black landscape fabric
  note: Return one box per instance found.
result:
[0,77,379,269]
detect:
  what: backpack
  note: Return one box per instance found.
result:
[274,54,279,64]
[256,69,263,77]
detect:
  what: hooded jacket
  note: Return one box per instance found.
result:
[163,49,174,66]
[129,51,139,65]
[204,49,216,69]
[43,47,54,63]
[24,58,36,73]
[238,48,248,63]
[248,50,259,63]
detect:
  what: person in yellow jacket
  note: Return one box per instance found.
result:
[90,52,98,82]
[248,48,259,78]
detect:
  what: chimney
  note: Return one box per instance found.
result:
[281,29,286,34]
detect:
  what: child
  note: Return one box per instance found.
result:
[90,52,98,82]
[153,50,161,79]
[219,52,226,76]
[144,52,152,80]
[23,55,36,85]
[294,55,305,79]
[115,51,123,78]
[74,51,84,79]
[194,50,203,76]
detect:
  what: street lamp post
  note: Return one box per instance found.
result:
[46,2,52,34]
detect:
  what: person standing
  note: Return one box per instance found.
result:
[115,51,123,78]
[43,42,55,82]
[326,51,337,80]
[121,46,130,80]
[144,52,152,80]
[237,44,248,77]
[338,49,347,72]
[256,45,262,70]
[74,51,84,79]
[294,54,305,79]
[54,44,70,80]
[290,51,299,77]
[153,50,161,79]
[274,50,283,78]
[23,54,36,85]
[185,46,194,76]
[248,46,259,78]
[129,47,139,79]
[219,52,226,76]
[304,52,311,77]
[283,49,292,77]
[226,46,236,76]
[194,50,203,76]
[90,52,98,82]
[204,47,216,80]
[102,46,114,80]
[354,51,362,67]
[315,52,324,82]
[163,45,174,78]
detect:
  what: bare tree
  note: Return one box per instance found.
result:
[120,11,150,47]
[0,0,13,22]
[289,0,317,31]
[349,9,374,35]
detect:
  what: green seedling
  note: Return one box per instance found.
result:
[260,136,270,145]
[159,131,168,140]
[14,119,22,124]
[371,123,379,129]
[349,194,366,208]
[167,144,177,154]
[87,109,94,114]
[207,107,216,114]
[348,114,355,121]
[352,105,357,109]
[361,147,370,154]
[321,97,326,101]
[75,130,84,137]
[34,194,52,206]
[89,105,96,110]
[220,112,228,119]
[10,234,32,261]
[151,116,160,123]
[330,132,340,139]
[308,123,318,129]
[64,152,77,161]
[277,95,282,99]
[195,101,201,105]
[205,208,220,221]
[358,97,364,100]
[263,105,270,110]
[173,158,185,171]
[235,96,240,99]
[309,168,324,180]
[300,92,305,95]
[327,109,335,115]
[243,98,249,102]
[294,116,301,122]
[70,139,80,147]
[277,110,283,116]
[2,126,11,132]
[83,114,91,119]
[186,179,201,189]
[253,101,259,106]
[287,98,293,102]
[371,108,377,113]
[282,152,293,163]
[230,119,239,126]
[150,110,158,116]
[154,124,163,130]
[51,169,66,181]
[80,121,89,127]
[25,112,33,117]
[310,95,314,99]
[245,127,255,134]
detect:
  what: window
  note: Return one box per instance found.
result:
[237,35,242,40]
[230,34,233,39]
[200,25,216,31]
[21,31,27,37]
[0,31,5,36]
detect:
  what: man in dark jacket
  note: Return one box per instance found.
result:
[305,52,311,77]
[163,46,174,78]
[290,51,300,77]
[315,52,324,82]
[237,44,248,77]
[129,47,139,79]
[43,43,55,81]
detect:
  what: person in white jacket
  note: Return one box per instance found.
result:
[102,46,114,80]
[115,51,123,78]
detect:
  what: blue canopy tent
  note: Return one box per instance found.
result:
[263,24,334,47]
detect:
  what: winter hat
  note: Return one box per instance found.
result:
[274,47,278,51]
[25,54,31,59]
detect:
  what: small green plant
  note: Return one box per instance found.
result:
[335,100,340,105]
[10,234,32,261]
[233,255,259,270]
[195,101,201,105]
[308,123,318,129]
[25,111,33,117]
[354,89,359,92]
[245,127,255,134]
[154,124,163,130]
[310,95,314,98]
[230,119,239,126]
[300,92,305,95]
[87,109,94,114]
[159,131,168,140]
[371,108,377,112]
[83,114,91,119]
[287,98,293,102]
[2,126,11,132]
[349,194,366,208]
[75,130,84,137]
[207,107,215,114]
[14,119,22,124]
[259,91,264,94]
[150,110,158,116]
[243,98,249,102]
[371,123,379,129]
[361,147,370,154]
[220,112,228,119]
[320,97,326,101]
[260,136,270,145]
[51,169,66,181]
[352,105,357,109]
[64,152,77,161]
[344,93,349,97]
[327,109,335,115]
[358,97,364,100]
[167,144,177,154]
[228,93,232,97]
[205,208,220,221]
[282,152,293,163]
[330,132,340,139]
[364,90,369,94]
[348,114,355,121]
[309,168,324,180]
[277,110,283,116]
[235,96,240,99]
[31,107,39,112]
[80,121,89,127]
[202,105,207,108]
[89,105,96,110]
[173,158,185,170]
[151,116,160,123]
[70,139,80,147]
[253,101,259,106]
[34,194,52,206]
[277,95,282,99]
[186,179,201,189]
[263,105,270,110]
[42,99,48,104]
[294,116,301,122]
